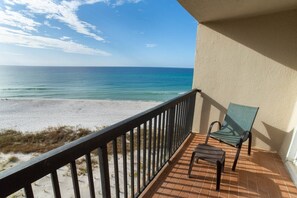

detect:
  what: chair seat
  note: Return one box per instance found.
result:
[210,130,241,147]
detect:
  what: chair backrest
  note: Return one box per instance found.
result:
[224,103,259,133]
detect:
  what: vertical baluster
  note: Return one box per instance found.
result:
[187,94,196,135]
[184,98,191,137]
[179,101,185,142]
[85,153,95,198]
[174,103,180,152]
[159,113,163,166]
[187,95,195,133]
[164,111,168,161]
[173,104,179,152]
[152,116,157,176]
[122,134,128,198]
[173,105,178,153]
[112,139,120,198]
[24,184,34,198]
[163,110,169,161]
[156,114,161,169]
[160,112,165,165]
[51,170,61,198]
[70,161,80,198]
[98,145,111,198]
[167,107,176,158]
[130,129,135,198]
[148,119,152,180]
[166,110,171,159]
[190,94,197,132]
[183,99,190,139]
[137,126,141,194]
[142,122,147,188]
[183,99,188,140]
[177,102,183,148]
[185,97,192,133]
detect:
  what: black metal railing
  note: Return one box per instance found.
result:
[0,89,200,198]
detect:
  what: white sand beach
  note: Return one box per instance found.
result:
[0,99,161,197]
[0,99,161,132]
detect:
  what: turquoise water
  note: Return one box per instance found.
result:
[0,66,193,101]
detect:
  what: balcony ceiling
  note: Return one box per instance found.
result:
[178,0,297,22]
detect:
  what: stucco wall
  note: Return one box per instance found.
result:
[192,9,297,156]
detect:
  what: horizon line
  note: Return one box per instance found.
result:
[0,65,194,69]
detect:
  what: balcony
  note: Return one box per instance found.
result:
[1,89,296,197]
[142,134,297,198]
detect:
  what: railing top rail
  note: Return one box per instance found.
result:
[0,89,200,197]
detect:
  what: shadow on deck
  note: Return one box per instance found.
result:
[143,133,297,198]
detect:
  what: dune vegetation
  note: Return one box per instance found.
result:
[0,126,92,154]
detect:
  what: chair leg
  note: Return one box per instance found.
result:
[248,133,252,155]
[232,145,242,171]
[205,135,209,144]
[188,152,196,177]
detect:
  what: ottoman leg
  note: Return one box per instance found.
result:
[216,161,222,191]
[222,154,225,172]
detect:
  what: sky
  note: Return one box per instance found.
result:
[0,0,197,67]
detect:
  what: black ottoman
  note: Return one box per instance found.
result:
[188,144,225,191]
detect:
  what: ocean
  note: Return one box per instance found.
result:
[0,66,193,102]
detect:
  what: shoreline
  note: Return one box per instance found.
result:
[0,99,161,132]
[0,97,163,103]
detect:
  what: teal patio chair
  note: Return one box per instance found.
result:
[205,103,259,171]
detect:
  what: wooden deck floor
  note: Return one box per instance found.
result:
[142,133,297,198]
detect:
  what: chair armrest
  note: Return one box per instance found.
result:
[240,131,250,142]
[207,121,222,136]
[205,121,222,144]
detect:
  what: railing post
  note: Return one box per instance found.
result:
[98,145,111,198]
[186,91,197,133]
[167,106,176,158]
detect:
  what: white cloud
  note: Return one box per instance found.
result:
[0,27,111,56]
[0,9,40,32]
[111,0,143,7]
[44,20,61,30]
[146,43,157,48]
[60,36,71,41]
[2,0,104,41]
[129,0,142,3]
[3,0,15,5]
